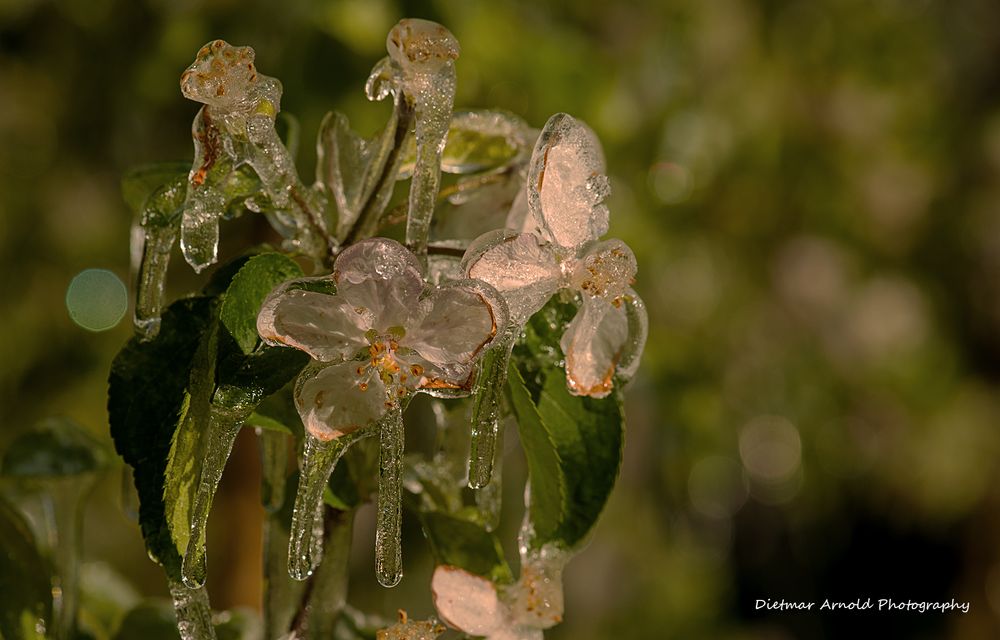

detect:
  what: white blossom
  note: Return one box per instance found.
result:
[462,113,648,397]
[257,237,507,440]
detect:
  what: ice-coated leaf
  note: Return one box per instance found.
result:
[0,497,51,640]
[420,511,512,584]
[317,110,401,240]
[0,417,110,478]
[109,296,216,582]
[219,252,304,354]
[506,357,624,549]
[399,110,533,178]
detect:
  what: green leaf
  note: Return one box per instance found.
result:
[121,163,190,216]
[248,384,301,438]
[1,417,110,478]
[219,253,303,355]
[507,359,624,550]
[108,297,216,582]
[0,497,51,640]
[419,511,512,585]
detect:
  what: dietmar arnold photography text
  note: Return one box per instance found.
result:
[755,598,971,614]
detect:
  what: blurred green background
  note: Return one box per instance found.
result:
[3,0,1000,638]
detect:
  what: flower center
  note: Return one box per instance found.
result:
[573,246,635,302]
[355,327,419,397]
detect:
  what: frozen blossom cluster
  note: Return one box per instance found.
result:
[125,16,646,640]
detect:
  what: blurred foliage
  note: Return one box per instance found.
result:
[2,0,1000,638]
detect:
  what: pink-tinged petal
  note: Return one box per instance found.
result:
[334,237,425,329]
[560,297,629,398]
[431,566,504,636]
[294,361,389,441]
[526,113,610,250]
[463,230,561,323]
[257,283,370,362]
[571,238,638,302]
[406,280,506,388]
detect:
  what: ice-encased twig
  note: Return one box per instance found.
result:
[168,579,217,640]
[468,335,516,489]
[258,428,288,515]
[375,404,404,587]
[287,433,360,581]
[384,19,459,257]
[182,387,257,588]
[131,172,186,340]
[301,508,355,638]
[179,40,334,273]
[474,420,503,532]
[134,225,176,339]
[262,509,305,640]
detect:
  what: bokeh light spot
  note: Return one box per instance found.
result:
[739,415,802,483]
[66,269,127,332]
[648,162,692,204]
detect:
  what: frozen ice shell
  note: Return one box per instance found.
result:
[526,113,610,250]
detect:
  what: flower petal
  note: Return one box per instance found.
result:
[406,280,506,388]
[334,237,425,329]
[560,296,629,398]
[526,113,610,250]
[294,361,389,441]
[431,566,504,636]
[463,230,561,323]
[257,281,370,362]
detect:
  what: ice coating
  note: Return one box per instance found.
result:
[180,40,331,272]
[526,113,610,250]
[181,387,258,588]
[386,19,459,257]
[168,579,217,640]
[132,173,187,339]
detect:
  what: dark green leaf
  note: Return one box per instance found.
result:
[219,253,303,355]
[113,601,178,640]
[108,297,216,581]
[507,355,624,549]
[0,497,51,640]
[1,417,110,478]
[419,511,512,585]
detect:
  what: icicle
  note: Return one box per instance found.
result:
[258,429,288,515]
[375,405,404,587]
[385,19,459,257]
[287,434,353,581]
[468,336,515,489]
[182,387,256,588]
[168,579,217,640]
[475,419,503,532]
[134,225,176,339]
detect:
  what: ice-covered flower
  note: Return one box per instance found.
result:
[257,237,507,440]
[462,113,647,398]
[431,552,567,640]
